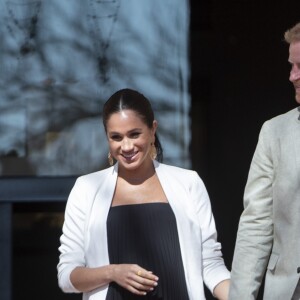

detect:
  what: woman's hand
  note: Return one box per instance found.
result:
[111,264,159,296]
[213,279,230,300]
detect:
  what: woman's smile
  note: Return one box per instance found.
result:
[121,151,138,161]
[106,109,157,171]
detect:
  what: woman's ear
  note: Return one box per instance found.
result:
[152,120,158,134]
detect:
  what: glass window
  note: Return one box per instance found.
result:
[0,0,191,176]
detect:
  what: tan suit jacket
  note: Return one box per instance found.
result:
[229,107,300,300]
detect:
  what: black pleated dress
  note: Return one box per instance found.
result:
[106,202,189,300]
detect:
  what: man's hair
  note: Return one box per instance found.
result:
[284,22,300,44]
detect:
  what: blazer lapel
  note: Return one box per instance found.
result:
[154,161,204,299]
[87,164,118,268]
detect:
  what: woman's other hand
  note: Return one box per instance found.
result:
[111,264,159,296]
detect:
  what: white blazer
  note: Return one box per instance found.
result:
[57,161,230,300]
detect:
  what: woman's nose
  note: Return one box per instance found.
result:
[121,138,133,150]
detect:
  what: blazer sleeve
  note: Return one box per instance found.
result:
[190,171,230,293]
[57,177,88,293]
[229,122,274,299]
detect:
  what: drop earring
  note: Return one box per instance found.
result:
[150,143,157,160]
[108,152,114,166]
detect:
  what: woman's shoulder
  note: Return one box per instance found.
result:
[75,165,116,189]
[155,162,207,198]
[155,161,198,180]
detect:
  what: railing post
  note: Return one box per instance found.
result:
[0,202,12,300]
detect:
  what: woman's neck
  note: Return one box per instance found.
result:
[118,160,155,185]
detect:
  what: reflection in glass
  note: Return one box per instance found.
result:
[0,0,190,176]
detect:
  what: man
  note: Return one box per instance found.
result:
[229,22,300,300]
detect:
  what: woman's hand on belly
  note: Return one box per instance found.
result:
[111,264,159,296]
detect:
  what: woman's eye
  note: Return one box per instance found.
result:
[131,132,140,138]
[111,135,122,141]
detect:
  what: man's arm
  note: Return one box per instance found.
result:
[229,122,274,300]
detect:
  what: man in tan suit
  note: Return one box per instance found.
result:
[229,22,300,300]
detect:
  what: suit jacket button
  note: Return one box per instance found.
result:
[297,267,300,273]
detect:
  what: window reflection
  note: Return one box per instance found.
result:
[0,0,190,176]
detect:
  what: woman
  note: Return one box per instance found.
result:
[57,88,230,300]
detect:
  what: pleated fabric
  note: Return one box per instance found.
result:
[106,202,189,300]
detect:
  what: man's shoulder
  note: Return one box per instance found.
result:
[269,107,299,123]
[258,107,299,143]
[264,107,299,129]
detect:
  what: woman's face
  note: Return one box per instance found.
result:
[106,109,157,172]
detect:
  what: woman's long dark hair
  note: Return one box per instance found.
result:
[103,88,163,162]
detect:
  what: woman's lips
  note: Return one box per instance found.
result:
[122,152,138,160]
